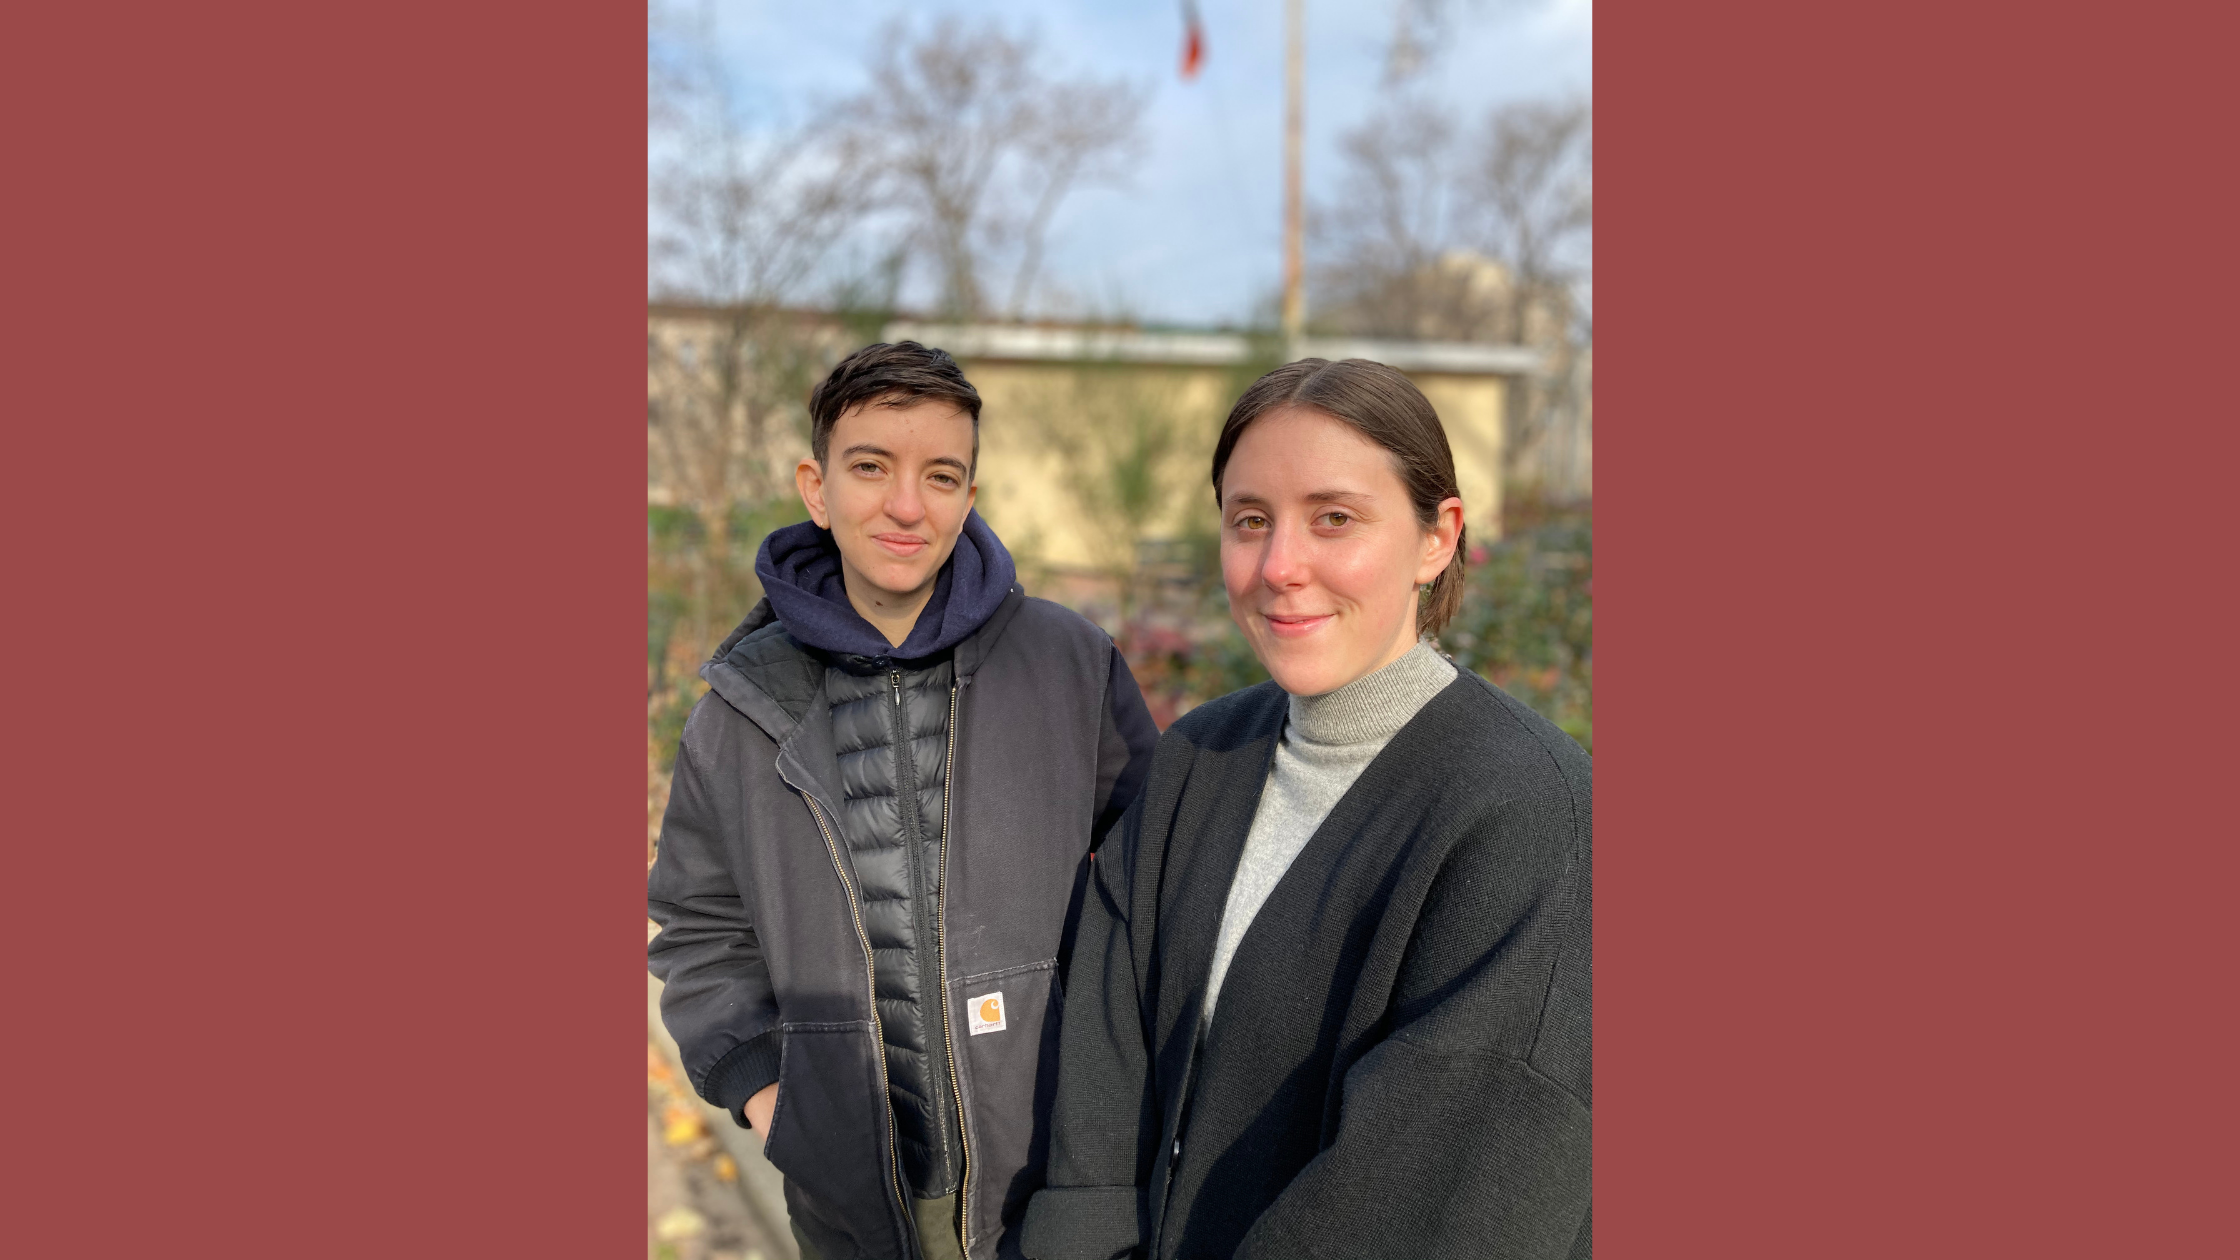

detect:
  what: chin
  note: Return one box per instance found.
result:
[866,572,937,603]
[1256,644,1353,698]
[868,559,933,589]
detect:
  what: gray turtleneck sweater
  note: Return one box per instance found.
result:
[1201,638,1458,1022]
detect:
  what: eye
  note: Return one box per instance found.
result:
[1319,511,1352,528]
[1232,513,1269,531]
[852,461,881,476]
[929,472,959,488]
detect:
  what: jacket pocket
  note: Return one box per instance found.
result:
[949,960,1064,1254]
[764,1020,902,1239]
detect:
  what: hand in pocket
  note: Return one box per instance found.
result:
[743,1082,778,1136]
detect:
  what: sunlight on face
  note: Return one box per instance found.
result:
[796,398,978,604]
[1219,405,1458,696]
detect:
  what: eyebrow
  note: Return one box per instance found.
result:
[1224,488,1374,509]
[840,444,970,474]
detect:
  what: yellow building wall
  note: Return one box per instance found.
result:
[1415,372,1507,549]
[965,360,1232,572]
[644,313,1512,576]
[961,359,1505,576]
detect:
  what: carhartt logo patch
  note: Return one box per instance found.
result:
[967,991,1007,1035]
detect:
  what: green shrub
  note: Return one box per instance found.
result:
[1114,502,1591,748]
[1441,503,1593,751]
[647,495,812,770]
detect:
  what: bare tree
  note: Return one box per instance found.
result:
[649,3,863,312]
[1316,98,1508,342]
[647,5,866,657]
[1314,94,1591,484]
[1470,99,1592,343]
[1380,0,1532,84]
[1471,100,1591,483]
[835,19,1147,321]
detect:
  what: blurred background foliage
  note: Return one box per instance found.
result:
[644,1,1591,841]
[1447,489,1593,750]
[646,7,1590,1250]
[648,495,809,771]
[647,486,1592,780]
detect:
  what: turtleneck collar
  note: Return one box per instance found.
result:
[1286,638,1459,747]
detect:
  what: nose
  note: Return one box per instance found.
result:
[1259,518,1309,591]
[884,478,926,527]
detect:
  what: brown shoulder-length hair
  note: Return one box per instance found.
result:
[1211,358,1466,636]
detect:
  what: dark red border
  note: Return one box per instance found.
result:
[5,3,647,1253]
[1602,2,2238,1255]
[9,2,2238,1255]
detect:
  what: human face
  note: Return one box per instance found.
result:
[1219,405,1463,696]
[796,397,978,615]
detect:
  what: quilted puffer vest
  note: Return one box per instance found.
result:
[823,652,964,1199]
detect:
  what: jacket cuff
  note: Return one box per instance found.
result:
[699,1030,783,1125]
[1020,1185,1142,1260]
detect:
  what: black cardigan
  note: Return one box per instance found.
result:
[1020,673,1592,1260]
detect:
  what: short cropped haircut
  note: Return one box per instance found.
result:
[807,341,983,474]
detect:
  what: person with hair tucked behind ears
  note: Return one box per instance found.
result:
[1022,359,1592,1260]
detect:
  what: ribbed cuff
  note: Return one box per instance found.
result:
[1019,1185,1143,1260]
[700,1030,783,1127]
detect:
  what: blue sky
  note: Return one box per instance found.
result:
[685,0,1590,327]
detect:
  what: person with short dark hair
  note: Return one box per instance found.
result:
[1022,359,1593,1260]
[650,341,1160,1260]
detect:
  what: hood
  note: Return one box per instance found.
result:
[753,509,1017,662]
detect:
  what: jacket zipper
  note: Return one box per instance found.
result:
[892,670,960,1196]
[935,677,973,1255]
[799,791,911,1240]
[897,666,974,1247]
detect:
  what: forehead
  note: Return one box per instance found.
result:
[831,396,976,454]
[1223,406,1403,498]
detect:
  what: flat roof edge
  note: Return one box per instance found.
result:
[882,322,1541,375]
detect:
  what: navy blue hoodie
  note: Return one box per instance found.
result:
[753,509,1017,660]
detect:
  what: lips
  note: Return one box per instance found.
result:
[871,532,930,556]
[1262,612,1334,639]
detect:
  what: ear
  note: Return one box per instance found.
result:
[795,456,829,529]
[1414,496,1465,585]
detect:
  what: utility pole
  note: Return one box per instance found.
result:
[1281,0,1305,353]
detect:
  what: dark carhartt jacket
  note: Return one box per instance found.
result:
[817,650,970,1198]
[737,511,1044,1201]
[1021,673,1593,1260]
[649,555,1158,1260]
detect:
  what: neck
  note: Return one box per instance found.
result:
[840,567,936,650]
[1340,615,1426,692]
[1287,637,1455,745]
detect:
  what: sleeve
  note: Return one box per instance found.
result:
[646,715,784,1129]
[1090,643,1160,848]
[1233,809,1594,1260]
[1020,797,1163,1260]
